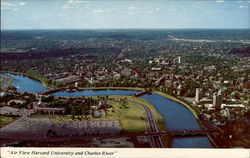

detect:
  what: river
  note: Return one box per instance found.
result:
[3,73,213,148]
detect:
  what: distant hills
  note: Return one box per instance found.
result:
[1,29,250,41]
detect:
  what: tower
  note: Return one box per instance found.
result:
[213,93,223,109]
[195,88,203,103]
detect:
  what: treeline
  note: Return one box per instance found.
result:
[42,96,100,116]
[0,47,121,60]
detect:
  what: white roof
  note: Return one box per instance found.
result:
[222,104,246,108]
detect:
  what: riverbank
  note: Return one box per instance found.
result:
[79,87,145,91]
[153,91,199,119]
[0,74,14,90]
[108,95,166,131]
[0,71,55,89]
[2,72,199,130]
[67,88,199,122]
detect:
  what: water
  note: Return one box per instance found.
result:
[5,73,213,148]
[140,94,200,130]
[172,137,213,148]
[53,89,140,96]
[4,73,49,93]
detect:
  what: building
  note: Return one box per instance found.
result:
[34,106,65,115]
[195,88,203,103]
[75,82,79,87]
[98,101,112,109]
[151,67,162,71]
[165,80,172,88]
[244,80,250,89]
[8,99,26,106]
[121,69,131,76]
[177,84,184,96]
[178,56,181,64]
[113,73,121,80]
[213,93,223,109]
[0,106,20,116]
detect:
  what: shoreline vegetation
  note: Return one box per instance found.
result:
[0,71,56,89]
[153,91,199,119]
[0,75,14,89]
[2,71,200,131]
[108,95,166,131]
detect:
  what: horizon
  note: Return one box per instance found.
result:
[1,0,249,30]
[1,28,250,31]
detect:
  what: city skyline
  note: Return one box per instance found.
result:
[1,0,250,30]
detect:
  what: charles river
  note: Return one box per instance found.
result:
[6,73,213,148]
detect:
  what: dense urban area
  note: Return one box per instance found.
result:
[0,29,250,148]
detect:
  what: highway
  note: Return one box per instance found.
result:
[125,99,167,148]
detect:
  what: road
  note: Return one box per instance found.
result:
[124,98,167,148]
[0,97,167,148]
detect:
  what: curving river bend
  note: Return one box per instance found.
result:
[4,73,213,148]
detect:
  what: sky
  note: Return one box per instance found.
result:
[1,0,250,30]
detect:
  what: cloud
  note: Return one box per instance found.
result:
[63,0,90,10]
[146,8,160,13]
[18,2,27,6]
[167,8,176,11]
[62,4,73,9]
[1,1,19,11]
[147,11,155,14]
[128,6,136,10]
[68,0,90,3]
[239,5,249,8]
[128,12,136,15]
[216,0,224,2]
[93,9,110,13]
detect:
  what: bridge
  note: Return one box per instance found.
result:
[120,129,209,137]
[133,91,151,97]
[162,130,207,136]
[41,88,66,95]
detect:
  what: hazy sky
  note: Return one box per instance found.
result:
[1,0,249,30]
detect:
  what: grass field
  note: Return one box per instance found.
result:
[110,95,166,131]
[0,115,16,126]
[33,98,147,132]
[106,99,147,132]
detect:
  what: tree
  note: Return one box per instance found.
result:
[122,100,128,108]
[71,108,77,120]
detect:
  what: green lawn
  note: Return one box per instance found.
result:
[0,115,16,126]
[105,99,146,132]
[33,99,147,133]
[110,95,165,131]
